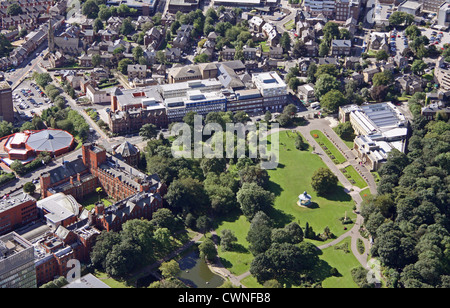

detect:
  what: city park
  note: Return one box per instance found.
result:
[212,128,365,288]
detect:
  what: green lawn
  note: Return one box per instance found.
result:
[284,19,295,31]
[213,130,357,288]
[310,130,347,165]
[267,131,356,242]
[79,192,113,210]
[214,213,253,277]
[259,41,270,52]
[359,188,373,202]
[340,165,368,189]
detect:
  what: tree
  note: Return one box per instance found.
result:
[93,18,104,33]
[194,53,209,63]
[372,71,393,87]
[376,50,389,61]
[91,54,101,67]
[319,42,330,57]
[120,18,134,36]
[132,45,144,61]
[23,182,36,195]
[150,208,178,232]
[246,211,272,255]
[334,122,355,142]
[34,72,52,88]
[250,242,320,284]
[311,167,338,196]
[82,0,99,19]
[295,134,308,151]
[292,40,307,58]
[7,3,22,16]
[159,260,180,279]
[411,59,427,75]
[117,58,132,74]
[165,177,208,215]
[280,32,291,53]
[198,237,217,262]
[314,73,340,99]
[320,90,346,113]
[10,160,25,175]
[220,229,237,252]
[264,111,272,123]
[0,121,14,138]
[371,85,388,103]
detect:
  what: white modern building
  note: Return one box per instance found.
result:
[339,102,409,171]
[252,72,288,112]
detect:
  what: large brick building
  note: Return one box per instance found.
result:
[0,192,38,236]
[40,143,167,202]
[34,142,167,286]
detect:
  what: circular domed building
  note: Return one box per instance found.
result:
[0,129,75,165]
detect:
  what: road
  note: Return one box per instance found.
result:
[7,42,48,90]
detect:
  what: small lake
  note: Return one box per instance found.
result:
[177,251,225,288]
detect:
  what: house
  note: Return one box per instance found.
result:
[370,33,389,52]
[421,101,450,120]
[392,54,409,70]
[344,57,361,70]
[220,48,236,61]
[249,16,265,32]
[331,39,352,56]
[395,75,425,95]
[243,47,257,60]
[269,45,283,59]
[144,27,163,48]
[363,67,380,83]
[297,83,316,106]
[165,47,182,62]
[127,64,148,80]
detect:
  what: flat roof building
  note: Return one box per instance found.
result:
[339,102,409,171]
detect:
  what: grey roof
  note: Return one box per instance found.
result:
[47,158,88,185]
[26,129,74,152]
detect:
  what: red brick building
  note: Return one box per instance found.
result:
[40,143,166,202]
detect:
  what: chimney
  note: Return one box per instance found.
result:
[77,173,81,182]
[70,176,74,185]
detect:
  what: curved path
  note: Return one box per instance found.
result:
[206,118,376,287]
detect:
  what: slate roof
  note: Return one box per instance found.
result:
[48,158,88,185]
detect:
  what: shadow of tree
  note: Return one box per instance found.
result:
[318,186,353,202]
[267,180,283,197]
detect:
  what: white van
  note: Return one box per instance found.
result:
[310,102,320,109]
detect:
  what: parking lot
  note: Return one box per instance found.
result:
[420,27,450,50]
[13,79,53,122]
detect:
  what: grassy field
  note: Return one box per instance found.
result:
[267,131,356,241]
[315,237,360,288]
[310,130,347,165]
[214,130,357,287]
[259,41,270,52]
[340,165,368,189]
[79,192,113,210]
[284,19,295,31]
[359,188,373,202]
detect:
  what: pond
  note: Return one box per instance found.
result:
[177,251,225,288]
